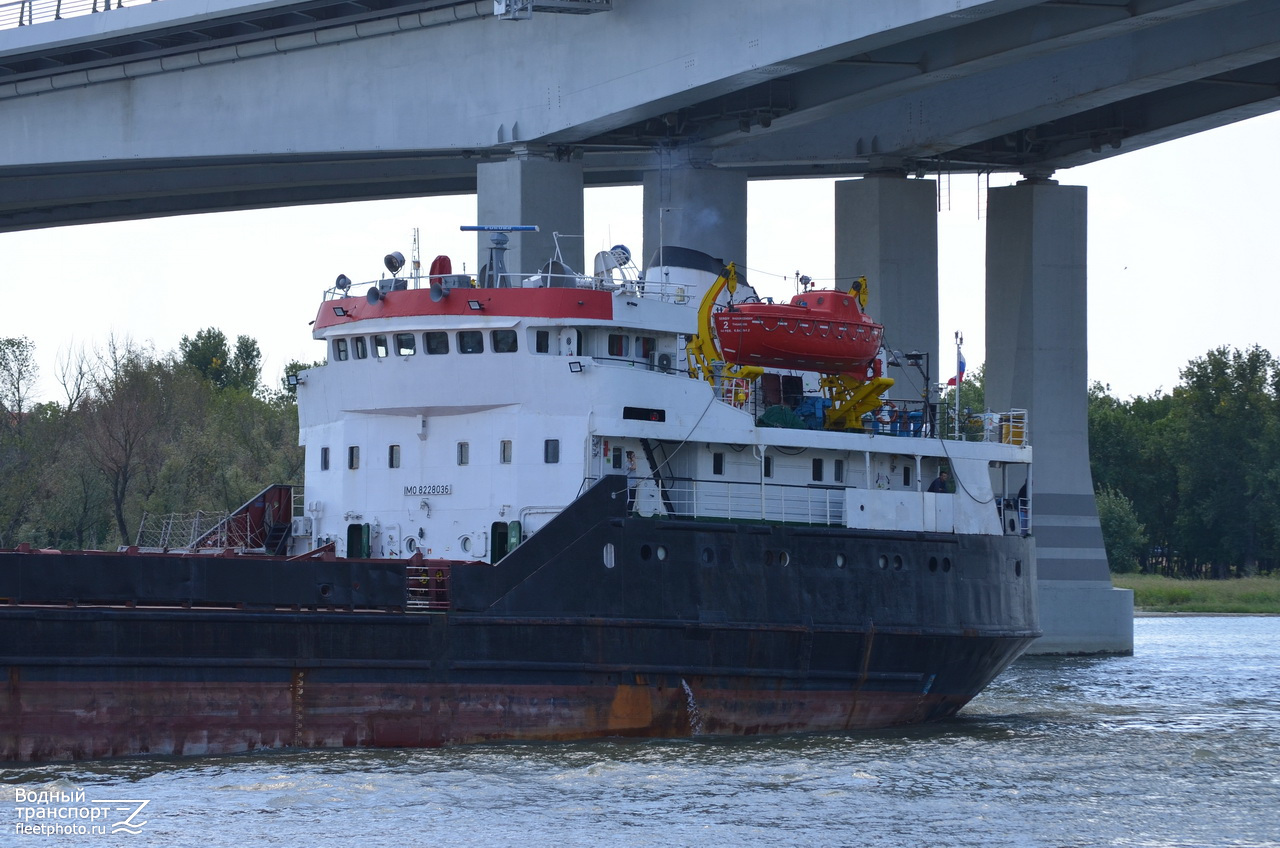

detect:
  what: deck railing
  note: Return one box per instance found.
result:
[0,0,154,31]
[603,474,846,527]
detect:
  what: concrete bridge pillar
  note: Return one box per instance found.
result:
[476,149,584,278]
[984,176,1133,654]
[642,160,747,271]
[834,171,939,376]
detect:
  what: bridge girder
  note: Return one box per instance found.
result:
[0,0,1278,230]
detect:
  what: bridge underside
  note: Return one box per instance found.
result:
[1,0,1279,230]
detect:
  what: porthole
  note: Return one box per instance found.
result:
[835,553,846,568]
[893,555,904,571]
[656,545,668,561]
[405,537,418,553]
[942,557,952,573]
[878,554,889,570]
[603,542,616,569]
[778,551,791,567]
[1014,559,1023,578]
[928,556,938,573]
[319,583,333,598]
[461,536,471,553]
[701,547,715,564]
[640,544,653,561]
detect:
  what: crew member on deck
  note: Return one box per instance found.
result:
[928,470,951,493]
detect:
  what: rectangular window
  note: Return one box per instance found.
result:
[373,334,389,358]
[457,442,470,466]
[623,406,666,422]
[491,329,518,353]
[389,444,401,468]
[607,334,629,357]
[320,446,330,471]
[423,332,449,355]
[713,452,725,476]
[763,455,773,478]
[395,333,416,356]
[458,330,484,354]
[636,336,656,359]
[544,439,560,464]
[333,339,349,361]
[348,446,360,470]
[611,446,622,469]
[353,337,368,359]
[903,466,913,487]
[834,459,845,484]
[812,458,823,482]
[499,440,513,464]
[535,330,550,353]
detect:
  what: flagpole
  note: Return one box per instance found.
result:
[953,331,963,438]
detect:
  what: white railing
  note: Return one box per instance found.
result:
[619,475,846,527]
[325,270,695,306]
[0,0,154,31]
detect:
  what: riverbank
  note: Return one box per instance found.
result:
[1112,573,1280,613]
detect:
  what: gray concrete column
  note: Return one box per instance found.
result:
[476,150,584,278]
[834,172,939,374]
[642,165,747,270]
[985,176,1133,654]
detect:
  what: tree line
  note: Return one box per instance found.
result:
[0,330,309,550]
[1089,345,1280,578]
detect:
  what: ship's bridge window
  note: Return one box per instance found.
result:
[607,334,629,358]
[373,334,389,358]
[492,329,518,353]
[353,337,368,359]
[459,331,484,354]
[334,339,349,361]
[535,330,550,353]
[395,333,416,356]
[424,331,449,355]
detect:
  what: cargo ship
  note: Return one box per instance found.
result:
[0,228,1038,762]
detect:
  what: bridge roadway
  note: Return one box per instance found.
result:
[1,0,1279,231]
[6,0,1279,654]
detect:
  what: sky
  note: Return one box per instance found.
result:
[4,109,1279,404]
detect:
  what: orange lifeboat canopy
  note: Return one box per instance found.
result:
[713,290,883,374]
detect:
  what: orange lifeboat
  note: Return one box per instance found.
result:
[714,290,883,373]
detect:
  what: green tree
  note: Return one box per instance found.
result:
[1096,486,1146,573]
[179,328,262,391]
[1167,346,1279,577]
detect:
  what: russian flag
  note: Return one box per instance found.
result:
[947,351,966,386]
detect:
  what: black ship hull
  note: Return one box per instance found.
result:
[0,477,1038,761]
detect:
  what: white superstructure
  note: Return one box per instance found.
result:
[293,233,1032,562]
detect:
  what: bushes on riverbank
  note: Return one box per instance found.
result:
[1113,574,1280,613]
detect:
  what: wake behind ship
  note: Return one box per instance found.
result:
[0,230,1038,761]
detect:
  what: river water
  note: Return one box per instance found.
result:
[4,616,1277,848]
